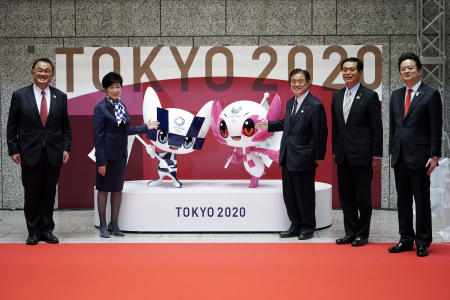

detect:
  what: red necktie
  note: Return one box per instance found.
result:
[40,91,48,146]
[404,88,412,117]
[40,90,48,125]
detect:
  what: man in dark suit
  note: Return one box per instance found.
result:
[388,53,442,257]
[331,57,383,247]
[257,68,328,240]
[7,58,72,245]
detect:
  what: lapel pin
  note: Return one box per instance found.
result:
[356,95,361,100]
[52,95,56,98]
[301,109,304,113]
[416,92,420,96]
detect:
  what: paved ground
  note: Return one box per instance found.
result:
[0,209,447,244]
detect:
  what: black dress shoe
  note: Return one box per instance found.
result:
[39,233,59,244]
[279,224,299,238]
[388,242,413,253]
[335,235,355,244]
[351,237,368,247]
[26,234,39,245]
[417,246,429,257]
[298,231,314,240]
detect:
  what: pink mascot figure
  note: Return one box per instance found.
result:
[211,93,282,188]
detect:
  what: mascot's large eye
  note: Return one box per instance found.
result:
[242,119,255,137]
[220,120,228,138]
[183,137,194,149]
[157,131,168,144]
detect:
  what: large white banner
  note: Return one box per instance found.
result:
[56,45,382,99]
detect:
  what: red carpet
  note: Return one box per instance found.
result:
[1,243,449,300]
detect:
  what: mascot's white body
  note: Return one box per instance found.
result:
[142,87,212,188]
[211,93,282,188]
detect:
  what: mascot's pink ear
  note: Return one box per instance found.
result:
[266,93,281,121]
[210,100,227,144]
[252,94,281,142]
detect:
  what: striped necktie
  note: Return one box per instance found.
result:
[343,90,351,123]
[292,98,298,116]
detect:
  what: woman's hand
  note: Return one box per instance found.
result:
[147,119,160,130]
[98,165,106,176]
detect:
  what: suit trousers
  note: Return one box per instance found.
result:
[21,147,61,235]
[337,156,373,239]
[394,152,432,247]
[281,166,316,233]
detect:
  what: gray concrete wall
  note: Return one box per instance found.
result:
[0,0,448,209]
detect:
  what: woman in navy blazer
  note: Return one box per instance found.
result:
[93,72,158,238]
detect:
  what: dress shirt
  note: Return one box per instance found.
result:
[33,84,51,115]
[292,91,309,115]
[404,81,421,105]
[342,82,360,112]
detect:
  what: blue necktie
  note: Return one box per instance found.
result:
[290,98,298,125]
[292,98,298,116]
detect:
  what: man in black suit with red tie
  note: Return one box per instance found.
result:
[257,69,328,240]
[331,57,383,247]
[388,53,442,257]
[7,58,72,245]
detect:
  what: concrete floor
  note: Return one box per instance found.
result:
[0,209,447,244]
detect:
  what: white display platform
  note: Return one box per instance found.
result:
[94,180,332,232]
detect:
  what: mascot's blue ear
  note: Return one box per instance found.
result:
[186,116,205,137]
[157,107,169,132]
[193,138,205,150]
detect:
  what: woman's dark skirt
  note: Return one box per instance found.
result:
[96,157,127,192]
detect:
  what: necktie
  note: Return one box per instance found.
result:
[343,90,351,123]
[107,97,127,126]
[292,98,298,116]
[404,88,413,117]
[40,90,48,125]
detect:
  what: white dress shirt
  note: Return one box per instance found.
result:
[292,91,309,115]
[404,81,421,105]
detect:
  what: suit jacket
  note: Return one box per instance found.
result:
[331,84,383,166]
[269,93,328,172]
[7,85,72,167]
[389,83,442,169]
[93,98,148,168]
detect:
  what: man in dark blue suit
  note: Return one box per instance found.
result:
[257,69,328,240]
[388,53,442,257]
[7,58,72,245]
[331,57,383,247]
